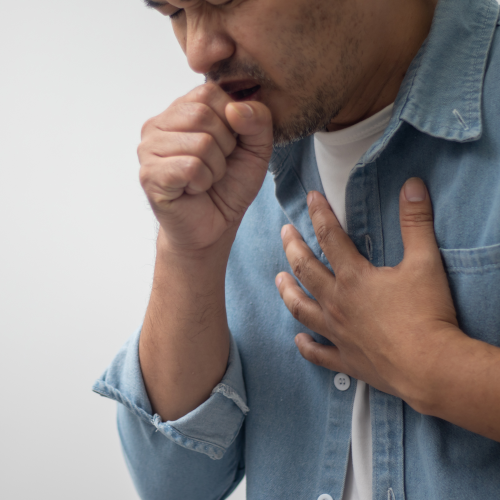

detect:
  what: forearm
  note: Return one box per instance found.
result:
[412,331,500,442]
[139,227,236,422]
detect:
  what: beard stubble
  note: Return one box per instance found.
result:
[206,58,348,147]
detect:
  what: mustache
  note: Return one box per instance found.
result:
[205,59,279,89]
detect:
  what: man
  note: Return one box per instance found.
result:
[93,0,500,498]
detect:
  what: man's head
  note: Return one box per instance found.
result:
[146,0,437,145]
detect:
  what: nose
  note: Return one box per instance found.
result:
[184,16,235,74]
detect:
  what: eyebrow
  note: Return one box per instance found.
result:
[144,0,168,7]
[144,0,191,7]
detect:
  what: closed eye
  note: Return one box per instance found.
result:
[143,0,185,19]
[169,9,183,19]
[169,0,235,19]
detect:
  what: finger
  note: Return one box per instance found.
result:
[141,131,227,184]
[225,101,274,166]
[182,83,235,130]
[275,272,325,332]
[146,101,237,158]
[307,191,367,273]
[139,155,214,204]
[399,178,441,265]
[295,333,349,373]
[281,224,335,301]
[141,84,233,137]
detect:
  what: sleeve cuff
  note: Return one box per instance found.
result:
[92,327,248,460]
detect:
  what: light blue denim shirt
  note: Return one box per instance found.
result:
[93,0,500,498]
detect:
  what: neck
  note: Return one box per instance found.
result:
[327,0,438,132]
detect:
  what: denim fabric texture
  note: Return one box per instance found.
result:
[93,0,500,498]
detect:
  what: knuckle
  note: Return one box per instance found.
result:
[315,221,335,247]
[307,346,323,366]
[139,162,168,192]
[138,160,166,190]
[336,264,359,290]
[137,138,161,161]
[188,102,213,128]
[290,296,305,322]
[182,157,204,180]
[400,210,433,228]
[192,83,219,103]
[148,191,169,208]
[292,255,310,280]
[241,142,273,164]
[138,166,151,189]
[326,302,343,324]
[193,132,215,156]
[337,259,368,282]
[137,140,150,159]
[140,117,156,138]
[357,260,373,281]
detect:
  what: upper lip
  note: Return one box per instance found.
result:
[217,79,261,94]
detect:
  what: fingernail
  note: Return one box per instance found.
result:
[307,191,314,207]
[281,225,288,238]
[404,177,426,202]
[275,275,283,287]
[230,102,253,118]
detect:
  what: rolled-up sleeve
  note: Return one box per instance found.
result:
[93,327,248,499]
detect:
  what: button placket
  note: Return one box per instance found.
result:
[317,494,334,500]
[334,373,350,391]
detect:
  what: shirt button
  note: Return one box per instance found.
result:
[317,495,334,500]
[334,372,350,391]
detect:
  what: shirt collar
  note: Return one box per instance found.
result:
[269,0,500,174]
[396,0,500,143]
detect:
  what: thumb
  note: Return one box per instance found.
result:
[399,177,439,261]
[225,101,273,164]
[295,333,348,373]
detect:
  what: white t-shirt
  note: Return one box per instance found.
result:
[313,103,394,500]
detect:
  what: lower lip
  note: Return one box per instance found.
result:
[228,86,262,102]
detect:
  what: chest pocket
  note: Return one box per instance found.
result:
[441,242,500,346]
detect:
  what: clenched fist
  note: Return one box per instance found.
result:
[138,83,273,254]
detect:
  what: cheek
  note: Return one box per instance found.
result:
[225,2,280,53]
[227,6,315,85]
[269,1,343,86]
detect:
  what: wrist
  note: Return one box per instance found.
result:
[403,326,473,416]
[156,225,237,266]
[150,226,237,304]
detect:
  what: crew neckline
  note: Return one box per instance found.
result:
[315,103,394,146]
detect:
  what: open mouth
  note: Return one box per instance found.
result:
[228,85,261,101]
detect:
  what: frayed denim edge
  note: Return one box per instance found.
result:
[211,383,250,415]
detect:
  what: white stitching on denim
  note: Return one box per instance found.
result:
[452,109,469,130]
[388,488,396,500]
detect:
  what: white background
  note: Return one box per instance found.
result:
[0,0,245,498]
